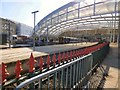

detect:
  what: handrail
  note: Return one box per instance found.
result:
[16,53,93,89]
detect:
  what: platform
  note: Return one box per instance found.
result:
[100,43,119,89]
[0,42,97,64]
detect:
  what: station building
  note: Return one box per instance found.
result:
[0,17,16,44]
[0,17,33,45]
[16,22,33,36]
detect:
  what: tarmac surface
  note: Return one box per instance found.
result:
[0,42,97,64]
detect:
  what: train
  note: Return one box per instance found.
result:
[58,36,79,44]
[11,35,80,46]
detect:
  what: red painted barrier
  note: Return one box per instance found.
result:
[62,52,65,62]
[65,52,69,61]
[76,50,79,57]
[1,42,109,86]
[27,53,37,73]
[0,63,9,84]
[73,50,75,58]
[69,51,73,60]
[52,53,56,66]
[58,53,61,64]
[14,60,23,78]
[46,55,51,69]
[39,56,43,71]
[74,50,77,58]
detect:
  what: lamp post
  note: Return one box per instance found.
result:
[32,10,39,51]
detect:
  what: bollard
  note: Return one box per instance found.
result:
[39,56,43,89]
[0,63,9,85]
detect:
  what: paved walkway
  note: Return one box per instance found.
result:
[0,45,9,49]
[0,42,97,64]
[101,43,119,89]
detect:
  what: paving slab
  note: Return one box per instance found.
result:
[101,43,119,89]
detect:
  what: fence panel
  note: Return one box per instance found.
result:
[15,42,110,89]
[16,54,93,89]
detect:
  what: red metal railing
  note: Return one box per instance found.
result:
[0,42,109,86]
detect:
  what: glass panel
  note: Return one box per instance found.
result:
[105,1,115,13]
[95,3,109,14]
[80,6,93,17]
[52,17,59,25]
[83,0,94,5]
[68,6,74,12]
[59,14,66,22]
[95,0,106,3]
[68,10,78,19]
[59,9,66,15]
[68,3,79,12]
[52,13,58,18]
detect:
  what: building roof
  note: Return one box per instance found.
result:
[35,0,119,37]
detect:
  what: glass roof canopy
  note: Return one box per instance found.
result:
[35,0,120,37]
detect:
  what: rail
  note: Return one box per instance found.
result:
[1,42,110,89]
[16,54,93,89]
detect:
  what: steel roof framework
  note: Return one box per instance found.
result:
[35,0,119,39]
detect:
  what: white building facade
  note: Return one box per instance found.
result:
[16,23,33,36]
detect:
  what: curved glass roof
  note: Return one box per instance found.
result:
[35,0,120,37]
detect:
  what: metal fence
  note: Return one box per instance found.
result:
[0,42,109,89]
[16,53,93,89]
[15,42,110,89]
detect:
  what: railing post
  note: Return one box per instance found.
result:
[58,71,61,89]
[0,62,9,85]
[14,60,23,85]
[39,56,43,89]
[65,52,69,62]
[27,53,37,89]
[52,53,56,67]
[61,68,65,89]
[70,51,73,61]
[47,75,50,90]
[73,63,75,87]
[0,62,9,89]
[53,72,57,90]
[65,67,68,88]
[62,52,65,64]
[69,65,72,88]
[46,55,51,70]
[58,53,61,65]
